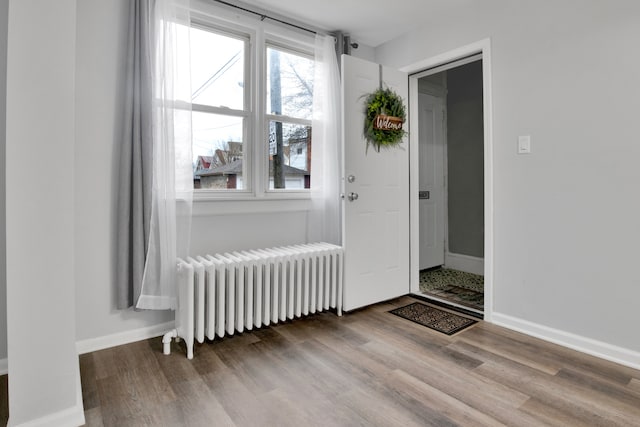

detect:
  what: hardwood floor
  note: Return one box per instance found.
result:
[5,296,640,426]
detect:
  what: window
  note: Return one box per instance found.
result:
[190,25,249,191]
[266,46,314,190]
[190,20,315,196]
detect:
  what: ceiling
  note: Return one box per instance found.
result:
[228,0,446,47]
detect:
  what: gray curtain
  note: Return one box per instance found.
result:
[116,0,153,309]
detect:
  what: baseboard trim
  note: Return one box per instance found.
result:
[76,321,175,355]
[0,358,7,375]
[444,252,483,275]
[492,312,640,371]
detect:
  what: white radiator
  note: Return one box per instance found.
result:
[164,242,344,359]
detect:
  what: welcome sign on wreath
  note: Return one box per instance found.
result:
[363,75,407,153]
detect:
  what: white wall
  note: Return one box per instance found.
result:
[377,0,640,353]
[74,0,309,345]
[6,0,84,425]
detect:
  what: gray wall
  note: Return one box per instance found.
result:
[75,0,174,343]
[7,0,82,423]
[376,0,640,352]
[446,61,484,258]
[0,0,7,363]
[49,0,640,369]
[74,0,311,343]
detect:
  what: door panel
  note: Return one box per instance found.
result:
[342,55,409,311]
[418,93,445,270]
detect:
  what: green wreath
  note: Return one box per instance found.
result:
[363,87,407,152]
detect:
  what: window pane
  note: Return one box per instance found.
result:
[268,121,311,189]
[266,47,314,120]
[190,27,245,110]
[192,112,245,190]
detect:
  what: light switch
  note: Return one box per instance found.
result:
[518,135,531,154]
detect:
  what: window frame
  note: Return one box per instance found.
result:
[190,20,253,196]
[189,13,316,202]
[264,41,314,194]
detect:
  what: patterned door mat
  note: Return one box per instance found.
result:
[389,302,477,335]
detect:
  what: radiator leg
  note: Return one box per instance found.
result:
[187,343,194,360]
[162,329,178,356]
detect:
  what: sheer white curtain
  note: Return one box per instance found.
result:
[136,0,193,309]
[308,34,342,245]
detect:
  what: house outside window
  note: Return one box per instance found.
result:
[190,18,314,198]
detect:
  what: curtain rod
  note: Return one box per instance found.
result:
[212,0,318,35]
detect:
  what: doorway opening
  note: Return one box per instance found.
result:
[407,50,489,318]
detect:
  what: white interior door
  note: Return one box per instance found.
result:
[342,55,409,311]
[418,93,445,269]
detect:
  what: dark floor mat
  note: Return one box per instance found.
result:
[389,302,477,335]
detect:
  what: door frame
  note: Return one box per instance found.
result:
[402,38,494,321]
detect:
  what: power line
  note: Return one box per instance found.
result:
[192,51,241,100]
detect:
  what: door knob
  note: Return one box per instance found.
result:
[347,192,359,202]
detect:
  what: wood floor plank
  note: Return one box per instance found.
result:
[168,379,235,427]
[264,341,366,408]
[473,338,640,419]
[265,385,372,427]
[253,343,372,427]
[386,369,507,427]
[79,354,101,411]
[199,368,269,427]
[472,322,639,385]
[91,339,161,380]
[337,381,434,427]
[372,372,461,427]
[273,338,361,395]
[345,315,451,360]
[272,311,368,345]
[153,346,236,427]
[94,364,177,426]
[358,337,544,427]
[83,406,104,427]
[456,323,562,375]
[0,375,7,427]
[214,341,285,394]
[555,367,640,408]
[518,397,604,427]
[187,339,230,378]
[311,325,393,380]
[63,296,640,427]
[346,317,485,377]
[153,345,206,385]
[450,340,636,426]
[473,356,640,426]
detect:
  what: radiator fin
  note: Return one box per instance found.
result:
[175,242,343,359]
